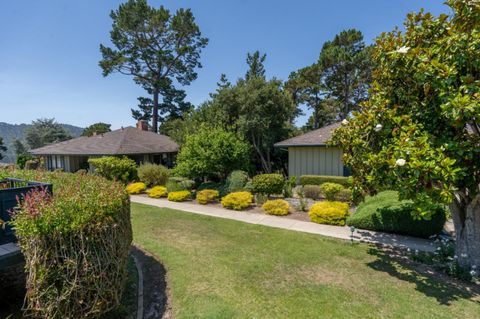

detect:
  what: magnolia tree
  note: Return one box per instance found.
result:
[332,0,480,267]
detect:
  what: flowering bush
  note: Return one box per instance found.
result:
[309,201,349,226]
[262,199,290,216]
[125,182,147,194]
[3,169,132,318]
[196,189,219,204]
[221,192,253,210]
[319,182,344,201]
[147,186,168,198]
[167,190,191,202]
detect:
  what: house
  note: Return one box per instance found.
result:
[274,122,348,179]
[30,121,179,172]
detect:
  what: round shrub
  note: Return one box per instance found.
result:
[8,170,132,319]
[196,189,220,204]
[335,188,353,203]
[252,174,284,196]
[309,201,349,226]
[167,190,191,202]
[137,163,170,187]
[147,186,168,198]
[125,182,147,194]
[303,185,322,200]
[225,170,250,193]
[262,199,290,216]
[346,191,446,238]
[319,182,344,201]
[221,191,253,210]
[88,156,137,183]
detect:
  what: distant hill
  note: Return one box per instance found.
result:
[0,122,83,163]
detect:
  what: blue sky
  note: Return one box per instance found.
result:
[0,0,449,129]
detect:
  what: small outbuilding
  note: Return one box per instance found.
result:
[274,122,348,179]
[30,121,179,172]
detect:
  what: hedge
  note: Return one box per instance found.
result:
[346,191,446,238]
[1,169,132,319]
[88,156,137,183]
[252,174,284,196]
[300,175,351,187]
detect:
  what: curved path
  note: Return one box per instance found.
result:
[131,195,437,252]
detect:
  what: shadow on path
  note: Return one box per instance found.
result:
[130,246,171,319]
[367,247,480,305]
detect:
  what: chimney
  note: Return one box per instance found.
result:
[137,120,149,131]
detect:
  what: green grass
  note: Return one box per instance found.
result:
[132,203,480,319]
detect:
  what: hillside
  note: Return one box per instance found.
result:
[0,122,83,163]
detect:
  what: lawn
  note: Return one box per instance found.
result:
[131,203,480,319]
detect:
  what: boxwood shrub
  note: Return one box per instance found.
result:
[262,199,290,216]
[252,173,284,196]
[125,182,147,194]
[319,182,344,201]
[346,191,446,238]
[147,186,168,198]
[221,191,253,210]
[167,190,191,202]
[1,169,132,319]
[196,189,220,204]
[137,163,170,187]
[300,175,351,187]
[309,201,349,226]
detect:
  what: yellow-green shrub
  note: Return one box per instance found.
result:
[221,191,253,210]
[125,182,147,194]
[319,182,344,201]
[309,201,349,226]
[196,189,219,204]
[146,186,168,198]
[262,199,290,216]
[167,190,191,202]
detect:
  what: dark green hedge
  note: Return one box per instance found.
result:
[346,191,446,238]
[300,175,351,187]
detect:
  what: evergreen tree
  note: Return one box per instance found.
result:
[25,118,72,149]
[82,122,111,137]
[0,137,7,161]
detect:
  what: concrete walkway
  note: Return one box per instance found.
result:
[131,196,437,252]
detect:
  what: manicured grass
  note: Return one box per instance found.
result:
[132,203,480,319]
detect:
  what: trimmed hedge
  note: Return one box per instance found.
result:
[88,156,137,183]
[262,199,290,216]
[300,175,351,187]
[346,191,446,238]
[309,201,349,226]
[2,169,132,318]
[221,191,253,210]
[252,174,284,196]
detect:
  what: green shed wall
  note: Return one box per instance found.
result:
[288,146,344,179]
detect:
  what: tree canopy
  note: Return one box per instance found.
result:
[25,118,72,149]
[332,0,480,266]
[0,137,6,161]
[99,0,208,132]
[82,122,112,137]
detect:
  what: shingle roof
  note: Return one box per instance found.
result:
[30,127,179,156]
[274,122,341,147]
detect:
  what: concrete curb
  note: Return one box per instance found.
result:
[131,252,144,319]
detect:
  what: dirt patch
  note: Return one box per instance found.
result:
[131,246,172,319]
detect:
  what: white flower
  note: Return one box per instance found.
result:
[397,46,410,54]
[461,253,468,258]
[341,119,349,125]
[395,159,406,167]
[453,255,458,259]
[374,124,383,132]
[470,270,477,277]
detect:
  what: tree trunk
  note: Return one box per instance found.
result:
[450,194,480,267]
[152,89,159,133]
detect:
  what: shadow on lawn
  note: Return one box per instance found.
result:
[130,246,170,319]
[367,247,480,305]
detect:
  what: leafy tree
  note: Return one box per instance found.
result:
[245,51,266,80]
[25,118,72,149]
[319,29,373,119]
[332,0,480,267]
[100,0,208,133]
[0,137,6,161]
[12,139,27,156]
[82,122,111,137]
[174,126,251,180]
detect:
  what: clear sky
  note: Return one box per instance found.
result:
[0,0,449,129]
